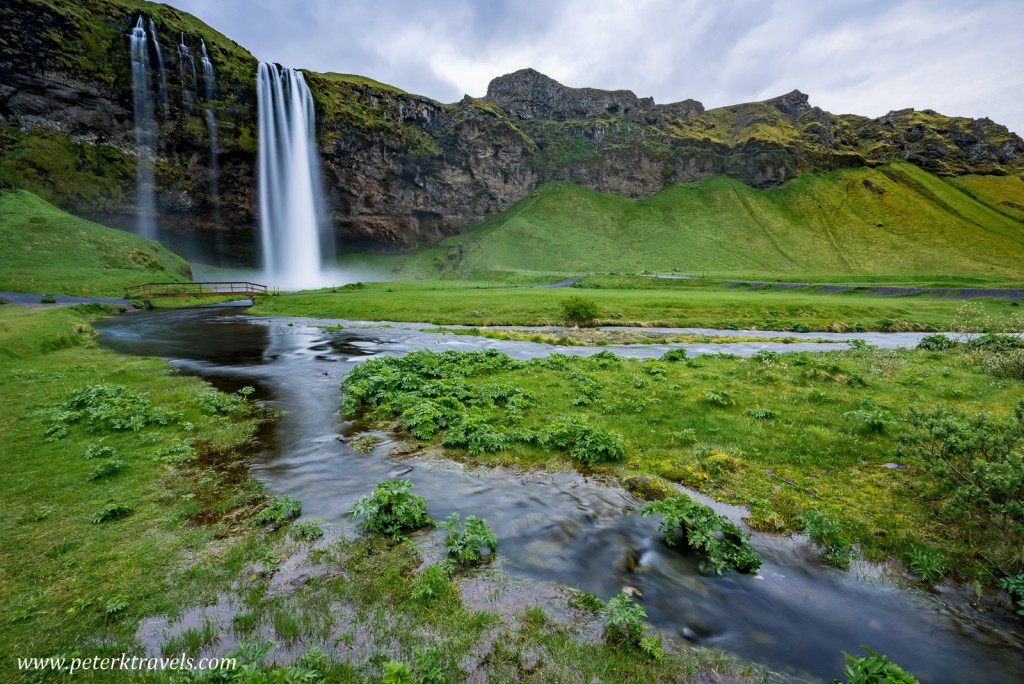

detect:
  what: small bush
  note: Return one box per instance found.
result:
[660,348,687,362]
[40,294,56,304]
[567,588,604,614]
[638,635,664,662]
[83,443,116,460]
[91,502,134,524]
[840,647,919,684]
[603,593,647,645]
[51,384,177,435]
[541,416,625,466]
[381,660,414,684]
[349,479,433,540]
[560,296,601,326]
[291,519,324,542]
[412,645,445,684]
[442,414,508,454]
[917,334,957,351]
[999,574,1024,618]
[441,513,497,564]
[908,547,948,582]
[254,495,302,530]
[87,459,124,481]
[796,509,851,568]
[744,407,778,421]
[642,494,761,573]
[984,350,1024,380]
[702,391,733,407]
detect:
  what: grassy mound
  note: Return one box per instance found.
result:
[396,162,1024,280]
[0,189,191,296]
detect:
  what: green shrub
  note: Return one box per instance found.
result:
[441,513,497,564]
[840,647,919,683]
[49,384,177,435]
[540,416,625,466]
[602,592,647,645]
[91,502,134,524]
[381,660,414,684]
[254,495,302,530]
[83,443,116,460]
[638,635,664,662]
[917,334,957,351]
[349,479,433,540]
[660,348,688,362]
[999,574,1024,618]
[290,519,324,542]
[642,494,761,574]
[900,403,1024,528]
[908,547,948,582]
[412,644,445,684]
[796,509,851,568]
[87,459,124,481]
[744,407,778,421]
[984,350,1024,380]
[560,296,601,326]
[442,414,508,454]
[567,588,604,614]
[702,391,733,407]
[40,294,56,304]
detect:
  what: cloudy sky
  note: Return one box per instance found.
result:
[166,0,1024,135]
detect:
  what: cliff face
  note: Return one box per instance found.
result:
[2,0,1022,263]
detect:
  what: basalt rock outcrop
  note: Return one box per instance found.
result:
[1,0,1022,263]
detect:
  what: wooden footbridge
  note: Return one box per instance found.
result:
[124,281,268,300]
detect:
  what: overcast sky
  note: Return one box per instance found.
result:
[165,0,1024,135]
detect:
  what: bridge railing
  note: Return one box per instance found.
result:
[124,282,268,299]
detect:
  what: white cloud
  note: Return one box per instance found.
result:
[165,0,1024,134]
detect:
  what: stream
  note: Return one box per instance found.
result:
[95,303,1024,683]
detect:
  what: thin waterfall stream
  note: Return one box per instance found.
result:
[95,305,1024,683]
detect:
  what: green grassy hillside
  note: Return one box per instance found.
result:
[396,162,1024,280]
[0,189,191,296]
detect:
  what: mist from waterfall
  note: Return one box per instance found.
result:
[129,17,156,239]
[200,40,220,227]
[148,18,168,115]
[256,63,330,290]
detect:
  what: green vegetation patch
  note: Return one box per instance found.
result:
[339,339,1024,586]
[0,189,191,296]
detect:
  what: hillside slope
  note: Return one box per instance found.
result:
[0,189,191,296]
[396,162,1024,279]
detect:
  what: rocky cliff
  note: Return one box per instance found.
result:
[2,0,1022,264]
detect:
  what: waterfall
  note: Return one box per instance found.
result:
[256,63,329,290]
[177,32,197,112]
[148,18,168,115]
[199,40,220,223]
[129,17,156,239]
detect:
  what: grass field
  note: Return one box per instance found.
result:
[382,162,1024,281]
[252,277,1024,332]
[0,190,191,297]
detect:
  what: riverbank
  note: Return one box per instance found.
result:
[250,276,1024,332]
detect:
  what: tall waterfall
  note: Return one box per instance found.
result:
[129,17,156,239]
[199,40,220,219]
[148,18,168,115]
[256,63,329,290]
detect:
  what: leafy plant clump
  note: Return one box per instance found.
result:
[91,502,134,524]
[899,402,1024,574]
[602,592,647,645]
[839,647,919,683]
[796,509,852,569]
[642,494,761,573]
[254,495,302,530]
[441,513,497,564]
[349,479,433,540]
[539,415,625,466]
[47,384,178,437]
[290,519,324,542]
[560,296,601,326]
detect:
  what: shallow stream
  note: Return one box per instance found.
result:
[95,304,1024,682]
